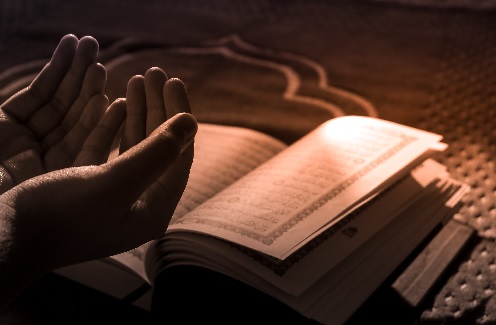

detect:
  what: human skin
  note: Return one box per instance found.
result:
[0,35,198,310]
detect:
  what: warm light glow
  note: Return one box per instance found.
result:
[320,116,364,142]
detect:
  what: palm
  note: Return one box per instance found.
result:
[0,112,44,191]
[0,35,109,193]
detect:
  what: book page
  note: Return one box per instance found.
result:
[114,123,287,281]
[167,116,445,260]
[172,123,288,220]
[156,159,457,295]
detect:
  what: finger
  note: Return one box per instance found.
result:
[139,78,194,226]
[163,78,192,119]
[104,113,198,207]
[33,63,107,144]
[144,67,168,136]
[82,62,107,96]
[62,62,107,128]
[43,93,108,170]
[73,98,126,166]
[135,140,194,232]
[49,36,100,113]
[24,37,100,139]
[1,34,78,120]
[120,75,146,153]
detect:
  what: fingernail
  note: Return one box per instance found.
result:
[174,113,198,148]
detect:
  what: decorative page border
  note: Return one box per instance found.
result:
[187,129,416,246]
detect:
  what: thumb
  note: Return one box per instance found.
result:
[103,112,197,204]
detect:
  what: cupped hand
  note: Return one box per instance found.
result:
[0,34,109,194]
[0,68,197,283]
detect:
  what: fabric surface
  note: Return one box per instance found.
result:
[1,1,496,324]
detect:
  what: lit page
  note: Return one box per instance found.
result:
[167,116,445,260]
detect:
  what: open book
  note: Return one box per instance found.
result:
[54,116,468,324]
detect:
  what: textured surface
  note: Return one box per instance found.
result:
[415,10,496,323]
[1,1,496,324]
